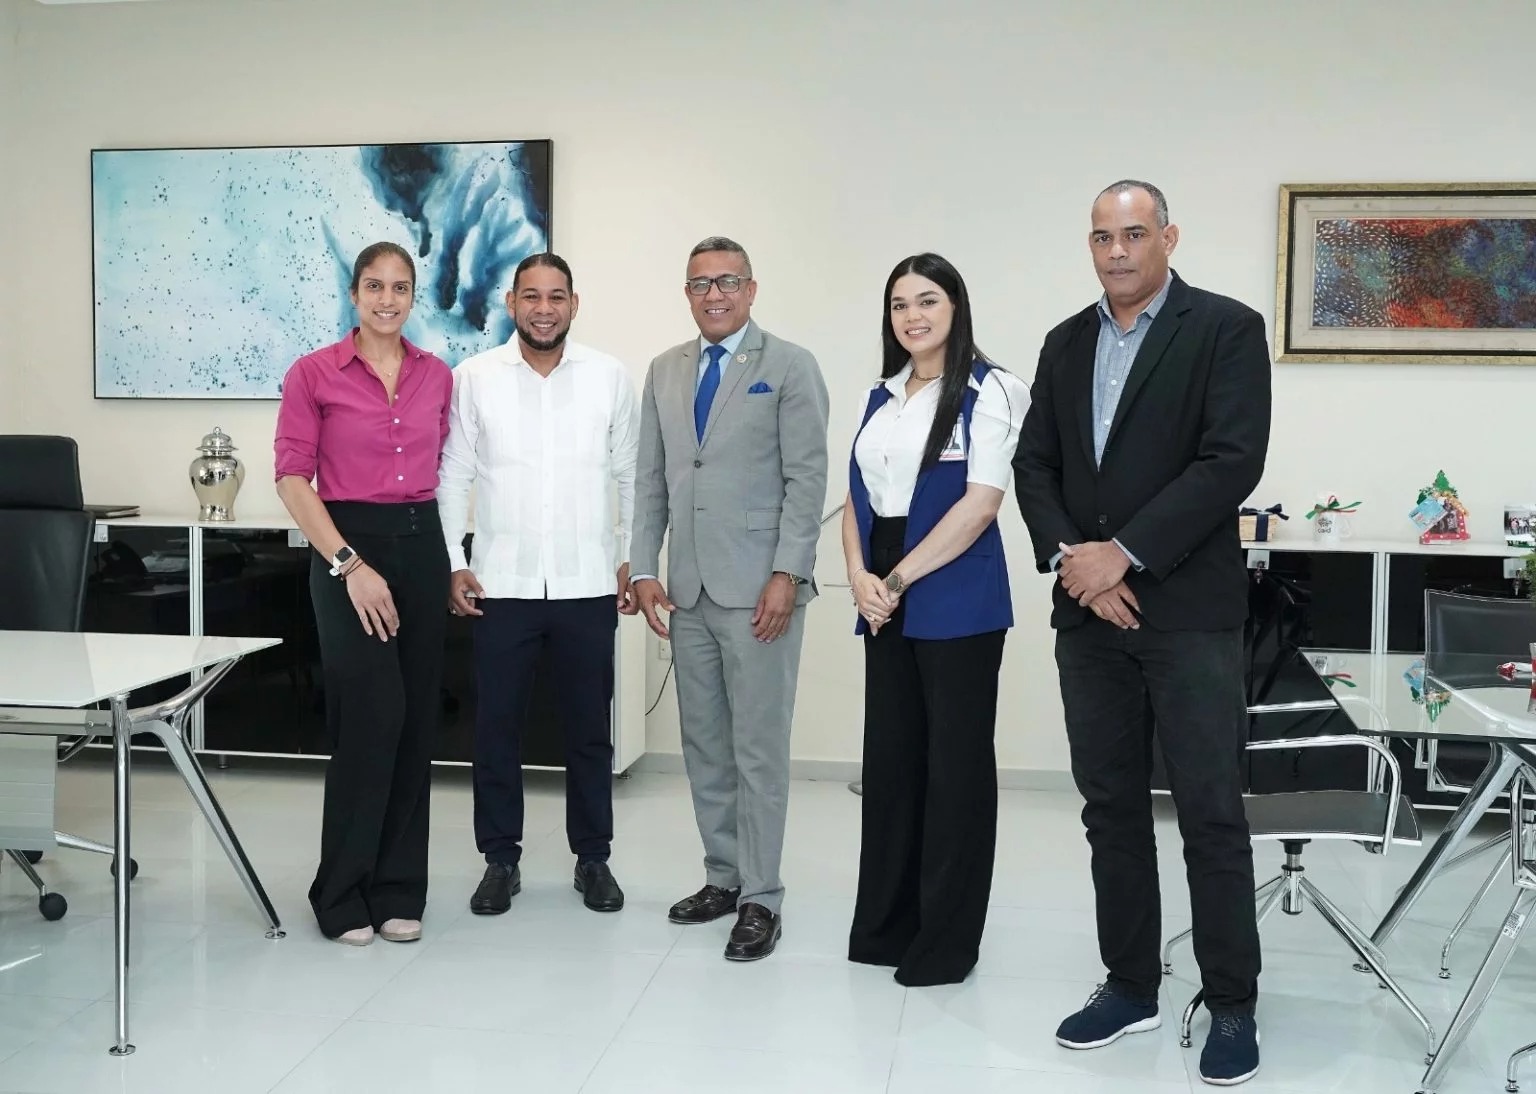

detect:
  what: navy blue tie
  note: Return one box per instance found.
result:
[694,344,727,441]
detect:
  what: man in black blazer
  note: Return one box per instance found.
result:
[1013,180,1271,1086]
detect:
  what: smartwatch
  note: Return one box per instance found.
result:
[329,545,358,577]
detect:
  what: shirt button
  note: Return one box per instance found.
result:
[1102,419,1111,426]
[396,475,404,481]
[1110,380,1118,386]
[393,418,400,425]
[1117,340,1125,347]
[1098,515,1108,525]
[693,459,702,468]
[396,447,403,453]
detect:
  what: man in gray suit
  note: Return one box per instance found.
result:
[631,236,830,961]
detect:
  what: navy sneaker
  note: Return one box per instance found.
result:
[1055,983,1162,1049]
[1199,1014,1260,1085]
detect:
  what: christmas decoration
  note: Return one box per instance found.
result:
[1414,470,1470,544]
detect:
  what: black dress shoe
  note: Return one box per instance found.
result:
[574,861,625,913]
[668,884,741,924]
[724,903,781,962]
[469,863,520,915]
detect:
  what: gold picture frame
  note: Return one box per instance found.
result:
[1275,182,1536,364]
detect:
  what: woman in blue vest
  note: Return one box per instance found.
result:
[842,252,1029,986]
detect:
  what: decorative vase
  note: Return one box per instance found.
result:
[189,426,244,521]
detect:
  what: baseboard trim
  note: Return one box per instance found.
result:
[624,752,1076,793]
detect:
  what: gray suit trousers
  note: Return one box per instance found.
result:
[670,590,804,914]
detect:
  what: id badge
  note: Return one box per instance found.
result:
[938,421,966,462]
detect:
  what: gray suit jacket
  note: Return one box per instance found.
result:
[631,321,830,611]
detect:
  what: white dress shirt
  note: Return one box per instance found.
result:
[694,323,750,387]
[437,337,640,599]
[853,363,1030,517]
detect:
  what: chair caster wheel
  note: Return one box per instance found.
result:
[1161,963,1172,975]
[1180,1036,1192,1049]
[1505,1082,1519,1093]
[110,857,139,880]
[23,850,43,865]
[39,892,67,920]
[1438,970,1451,980]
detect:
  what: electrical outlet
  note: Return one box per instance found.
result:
[656,639,671,661]
[287,530,309,548]
[1246,548,1271,571]
[93,522,109,543]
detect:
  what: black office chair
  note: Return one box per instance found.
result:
[0,436,104,919]
[1161,734,1435,1062]
[1421,590,1536,980]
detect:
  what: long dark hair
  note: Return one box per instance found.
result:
[881,253,991,468]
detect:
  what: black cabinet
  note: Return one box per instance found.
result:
[83,525,194,747]
[193,528,571,767]
[1386,553,1522,652]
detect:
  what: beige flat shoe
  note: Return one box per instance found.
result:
[335,926,375,946]
[378,918,422,943]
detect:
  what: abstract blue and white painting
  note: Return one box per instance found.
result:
[92,139,552,398]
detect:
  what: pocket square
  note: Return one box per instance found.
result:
[748,381,774,394]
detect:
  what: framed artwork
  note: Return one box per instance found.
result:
[91,139,553,399]
[1275,182,1536,364]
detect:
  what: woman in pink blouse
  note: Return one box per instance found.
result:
[274,241,454,946]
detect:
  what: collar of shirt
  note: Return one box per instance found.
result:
[696,323,750,379]
[879,360,988,406]
[494,333,575,373]
[331,327,429,369]
[880,361,940,408]
[1096,271,1174,336]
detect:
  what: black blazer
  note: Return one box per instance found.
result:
[1012,272,1272,631]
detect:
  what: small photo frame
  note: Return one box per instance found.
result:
[1505,504,1536,549]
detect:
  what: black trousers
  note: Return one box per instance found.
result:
[472,595,617,867]
[1055,618,1261,1014]
[848,517,1006,986]
[307,500,448,938]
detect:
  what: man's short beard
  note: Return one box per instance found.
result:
[518,322,569,353]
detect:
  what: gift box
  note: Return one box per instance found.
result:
[1239,504,1288,542]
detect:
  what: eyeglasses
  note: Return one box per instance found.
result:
[685,274,749,296]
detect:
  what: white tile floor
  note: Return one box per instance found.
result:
[0,756,1532,1093]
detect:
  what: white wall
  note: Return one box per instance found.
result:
[0,0,19,428]
[8,0,1535,777]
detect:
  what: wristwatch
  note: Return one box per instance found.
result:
[776,570,808,585]
[328,545,358,577]
[884,571,906,595]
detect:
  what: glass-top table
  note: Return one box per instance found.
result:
[1270,648,1536,747]
[1279,647,1536,1094]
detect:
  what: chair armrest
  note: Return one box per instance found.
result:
[1513,768,1536,890]
[1246,734,1407,854]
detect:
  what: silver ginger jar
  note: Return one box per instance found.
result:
[189,426,245,521]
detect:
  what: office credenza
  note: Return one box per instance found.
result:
[83,515,642,772]
[1149,537,1529,803]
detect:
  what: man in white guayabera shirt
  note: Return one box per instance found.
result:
[437,253,639,919]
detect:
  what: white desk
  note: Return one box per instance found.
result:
[0,631,283,1056]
